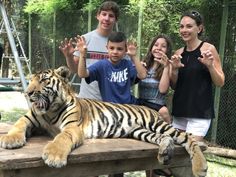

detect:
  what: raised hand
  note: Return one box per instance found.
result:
[154,51,170,67]
[127,41,137,58]
[59,38,75,59]
[75,35,87,57]
[170,54,184,69]
[198,49,214,68]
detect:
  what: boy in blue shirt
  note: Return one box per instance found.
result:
[77,31,146,104]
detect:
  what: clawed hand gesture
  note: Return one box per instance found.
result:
[154,51,170,67]
[59,38,75,58]
[75,35,87,57]
[170,54,184,69]
[127,41,137,58]
[59,35,87,59]
[198,50,214,68]
[169,49,214,69]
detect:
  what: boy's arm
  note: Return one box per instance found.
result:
[76,36,90,78]
[127,42,147,79]
[199,44,225,87]
[131,56,147,79]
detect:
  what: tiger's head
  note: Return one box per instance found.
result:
[26,66,73,114]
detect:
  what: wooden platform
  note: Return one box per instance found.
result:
[0,123,195,177]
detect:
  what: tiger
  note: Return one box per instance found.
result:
[0,66,207,177]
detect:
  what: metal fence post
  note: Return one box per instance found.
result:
[0,2,28,92]
[211,0,228,143]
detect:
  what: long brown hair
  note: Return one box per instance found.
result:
[142,34,172,80]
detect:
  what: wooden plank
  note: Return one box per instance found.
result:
[0,123,195,177]
[0,123,189,169]
[0,137,188,170]
[0,123,12,134]
[0,155,192,177]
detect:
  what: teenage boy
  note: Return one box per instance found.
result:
[59,1,119,100]
[77,31,147,104]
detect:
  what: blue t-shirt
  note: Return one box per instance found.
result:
[85,59,137,104]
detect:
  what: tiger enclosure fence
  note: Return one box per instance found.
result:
[1,4,236,150]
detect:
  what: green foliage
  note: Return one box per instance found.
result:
[206,154,236,177]
[82,0,102,12]
[23,0,224,69]
[24,0,129,14]
[125,0,204,53]
[0,108,27,123]
[24,0,75,14]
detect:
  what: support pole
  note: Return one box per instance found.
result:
[87,0,92,32]
[0,2,28,92]
[137,0,144,60]
[211,0,228,143]
[28,13,32,71]
[52,11,56,68]
[133,0,144,97]
[0,86,23,91]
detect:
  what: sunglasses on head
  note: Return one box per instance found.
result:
[191,11,200,18]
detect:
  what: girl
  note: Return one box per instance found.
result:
[138,34,172,123]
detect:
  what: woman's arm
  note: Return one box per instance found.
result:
[199,43,225,87]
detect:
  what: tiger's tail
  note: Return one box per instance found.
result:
[147,111,208,177]
[172,130,208,177]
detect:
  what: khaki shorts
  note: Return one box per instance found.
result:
[172,117,211,136]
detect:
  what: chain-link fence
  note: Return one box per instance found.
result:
[205,4,236,149]
[3,5,236,150]
[212,56,236,149]
[29,7,139,72]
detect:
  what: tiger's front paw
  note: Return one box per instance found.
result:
[0,133,26,149]
[192,149,208,177]
[42,142,69,168]
[157,135,174,165]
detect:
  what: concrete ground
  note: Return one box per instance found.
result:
[0,91,28,111]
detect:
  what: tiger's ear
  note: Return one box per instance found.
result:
[55,66,71,80]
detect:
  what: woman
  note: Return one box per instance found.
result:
[138,34,172,124]
[166,10,225,142]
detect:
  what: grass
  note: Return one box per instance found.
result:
[1,108,236,177]
[0,108,27,123]
[206,154,236,177]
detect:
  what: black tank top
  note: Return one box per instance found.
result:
[172,42,214,119]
